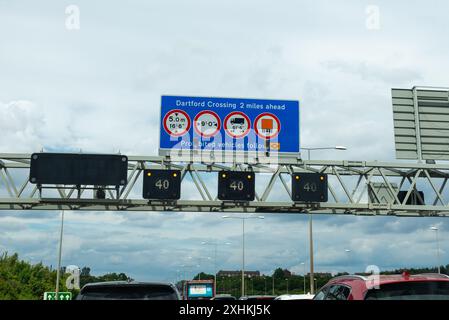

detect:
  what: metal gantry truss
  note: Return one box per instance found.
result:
[1,153,449,217]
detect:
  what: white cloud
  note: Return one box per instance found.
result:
[0,100,45,152]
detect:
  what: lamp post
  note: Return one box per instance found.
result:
[345,249,351,270]
[250,278,254,294]
[196,256,212,280]
[264,276,267,295]
[55,210,65,300]
[301,146,347,294]
[201,240,231,296]
[180,264,187,299]
[301,262,306,293]
[222,215,264,298]
[430,226,441,274]
[180,262,200,299]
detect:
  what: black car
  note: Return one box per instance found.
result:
[76,281,181,300]
[210,294,237,301]
[239,295,276,301]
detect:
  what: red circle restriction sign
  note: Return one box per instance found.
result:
[194,110,221,138]
[224,112,251,139]
[254,113,281,140]
[163,109,191,137]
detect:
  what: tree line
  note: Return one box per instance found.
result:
[0,252,131,300]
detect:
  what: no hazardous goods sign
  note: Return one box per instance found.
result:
[254,113,281,140]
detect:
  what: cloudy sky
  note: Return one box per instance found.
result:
[1,0,449,283]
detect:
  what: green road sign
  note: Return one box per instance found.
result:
[44,292,72,300]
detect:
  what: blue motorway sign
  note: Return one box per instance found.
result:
[159,96,300,156]
[187,283,214,298]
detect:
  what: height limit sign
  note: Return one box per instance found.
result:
[194,110,221,138]
[163,109,190,137]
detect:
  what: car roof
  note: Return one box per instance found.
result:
[81,281,176,288]
[275,294,314,300]
[211,295,236,300]
[327,273,449,289]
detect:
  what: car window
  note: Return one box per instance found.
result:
[80,284,179,300]
[325,285,351,300]
[213,296,236,300]
[365,281,449,300]
[313,286,329,300]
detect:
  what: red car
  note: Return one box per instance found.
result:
[313,273,449,300]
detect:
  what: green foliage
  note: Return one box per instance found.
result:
[80,272,132,287]
[218,275,312,297]
[81,267,91,277]
[192,272,214,281]
[382,265,449,275]
[0,252,66,300]
[0,252,132,300]
[273,268,285,280]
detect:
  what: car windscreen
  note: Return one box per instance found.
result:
[80,284,179,300]
[213,297,236,300]
[365,281,449,300]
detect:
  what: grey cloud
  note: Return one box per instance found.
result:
[322,60,423,84]
[0,211,56,220]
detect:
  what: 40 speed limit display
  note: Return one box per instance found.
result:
[142,169,328,203]
[218,171,255,201]
[292,173,328,202]
[143,169,181,200]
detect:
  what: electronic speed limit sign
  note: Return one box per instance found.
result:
[291,173,328,202]
[143,169,181,200]
[194,110,221,138]
[218,171,255,201]
[163,109,191,137]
